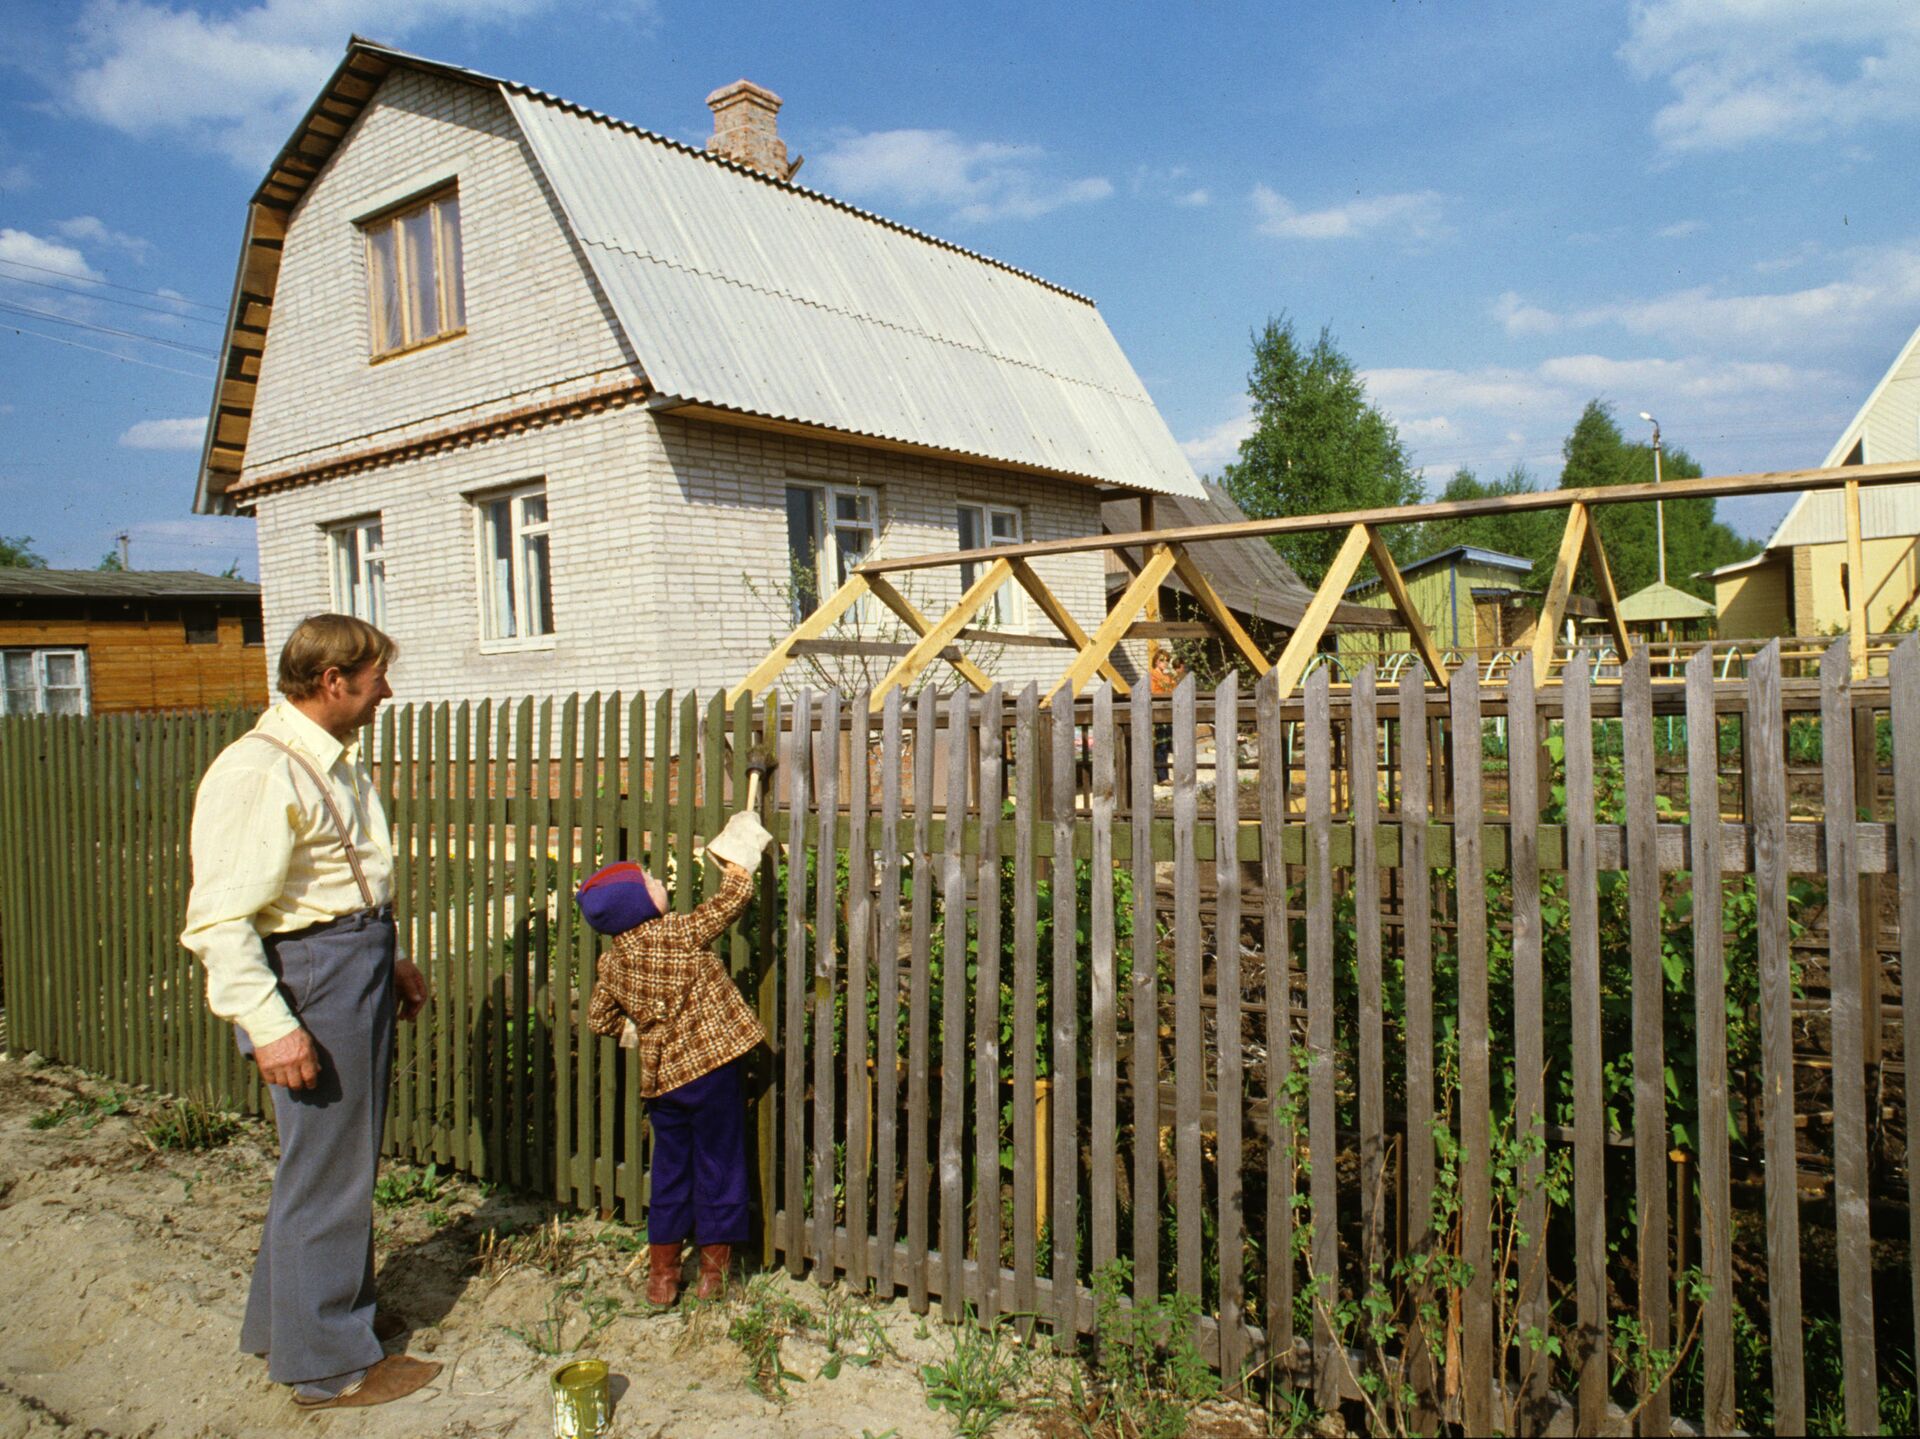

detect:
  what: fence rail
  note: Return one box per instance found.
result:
[1,634,1915,1434]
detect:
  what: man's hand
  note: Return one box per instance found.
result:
[254,1027,320,1091]
[395,958,429,1022]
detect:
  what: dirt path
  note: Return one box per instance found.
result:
[0,1054,1055,1439]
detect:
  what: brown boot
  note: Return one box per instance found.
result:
[696,1243,730,1301]
[646,1243,683,1307]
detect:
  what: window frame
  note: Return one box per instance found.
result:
[360,186,467,361]
[473,481,556,652]
[785,481,879,625]
[0,647,90,716]
[327,515,387,628]
[956,501,1025,630]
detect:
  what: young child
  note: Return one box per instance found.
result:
[576,809,772,1305]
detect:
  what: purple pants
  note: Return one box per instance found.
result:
[647,1060,749,1246]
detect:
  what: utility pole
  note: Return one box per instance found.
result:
[116,531,131,571]
[1639,412,1666,586]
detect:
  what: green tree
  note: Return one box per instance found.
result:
[97,550,125,571]
[1220,316,1423,585]
[2,535,48,569]
[1408,464,1567,581]
[1558,400,1756,600]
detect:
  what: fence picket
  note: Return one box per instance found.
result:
[753,691,780,1264]
[1507,655,1548,1428]
[1303,668,1337,1406]
[1893,636,1920,1375]
[1352,668,1384,1285]
[553,696,578,1201]
[876,688,903,1295]
[596,694,622,1212]
[531,698,555,1193]
[907,685,937,1310]
[941,686,969,1318]
[846,692,873,1293]
[1089,684,1118,1297]
[814,689,841,1278]
[782,692,811,1276]
[1214,672,1245,1382]
[1052,688,1081,1343]
[1256,669,1293,1381]
[1130,678,1160,1312]
[1173,673,1204,1313]
[977,686,1006,1324]
[1013,684,1040,1323]
[453,701,473,1177]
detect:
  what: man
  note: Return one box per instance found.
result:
[181,614,437,1410]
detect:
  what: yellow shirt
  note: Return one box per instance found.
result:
[180,701,396,1047]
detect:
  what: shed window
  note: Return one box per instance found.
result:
[183,610,219,645]
[957,503,1023,628]
[786,483,876,624]
[475,483,554,646]
[328,516,386,627]
[1,648,89,716]
[363,189,466,358]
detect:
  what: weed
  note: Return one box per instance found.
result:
[30,1089,129,1131]
[144,1099,240,1151]
[424,1206,453,1229]
[503,1270,623,1356]
[373,1162,443,1208]
[728,1273,812,1400]
[1079,1259,1217,1439]
[817,1287,898,1378]
[920,1308,1034,1439]
[476,1216,585,1280]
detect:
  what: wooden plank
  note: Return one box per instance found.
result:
[813,689,842,1279]
[452,701,474,1178]
[1892,636,1920,1377]
[1685,647,1735,1435]
[1172,673,1204,1310]
[877,561,1015,707]
[1449,660,1493,1438]
[1506,655,1549,1428]
[575,695,602,1206]
[1531,503,1590,677]
[1623,652,1670,1435]
[906,685,937,1310]
[1748,642,1803,1433]
[1820,638,1878,1435]
[487,700,508,1188]
[597,694,623,1211]
[1270,525,1374,702]
[531,700,554,1188]
[647,693,671,1214]
[1214,672,1247,1383]
[1010,557,1130,692]
[941,686,969,1321]
[846,693,874,1294]
[620,695,645,1221]
[1564,654,1609,1432]
[782,692,811,1276]
[509,700,533,1189]
[1129,677,1160,1312]
[1845,478,1869,676]
[1167,544,1270,676]
[1256,668,1293,1380]
[976,686,1006,1325]
[1089,684,1119,1299]
[753,690,779,1260]
[1048,545,1176,704]
[1051,689,1081,1344]
[1352,668,1385,1291]
[865,575,998,698]
[729,572,872,702]
[1013,683,1041,1324]
[875,688,904,1296]
[1303,668,1338,1406]
[1362,528,1449,685]
[1580,505,1633,661]
[552,698,577,1200]
[1397,661,1436,1428]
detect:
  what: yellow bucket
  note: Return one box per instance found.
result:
[549,1358,610,1438]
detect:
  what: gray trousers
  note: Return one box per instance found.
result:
[235,907,396,1388]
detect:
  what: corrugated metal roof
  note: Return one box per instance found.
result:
[506,91,1204,498]
[1345,544,1533,596]
[1768,480,1920,548]
[0,570,260,599]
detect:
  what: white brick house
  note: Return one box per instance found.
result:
[195,40,1205,706]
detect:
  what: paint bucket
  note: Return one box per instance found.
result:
[549,1358,610,1438]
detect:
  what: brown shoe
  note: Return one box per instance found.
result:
[292,1355,441,1409]
[696,1244,731,1301]
[646,1242,683,1307]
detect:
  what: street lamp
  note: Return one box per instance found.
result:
[1639,411,1666,587]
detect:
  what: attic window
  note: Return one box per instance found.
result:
[363,188,466,358]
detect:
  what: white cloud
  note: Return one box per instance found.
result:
[1656,219,1704,239]
[0,229,102,282]
[1620,0,1920,153]
[1250,183,1448,242]
[56,215,151,262]
[1175,188,1211,208]
[812,128,1112,223]
[118,416,205,450]
[1130,164,1209,209]
[1179,408,1255,474]
[61,0,617,168]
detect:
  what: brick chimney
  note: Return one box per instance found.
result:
[704,79,802,180]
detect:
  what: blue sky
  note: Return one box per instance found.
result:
[4,0,1918,577]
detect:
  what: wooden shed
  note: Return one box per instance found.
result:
[0,571,267,716]
[1337,544,1541,661]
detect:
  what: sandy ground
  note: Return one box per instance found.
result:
[0,1054,1068,1439]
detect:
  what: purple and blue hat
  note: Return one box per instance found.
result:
[575,862,662,935]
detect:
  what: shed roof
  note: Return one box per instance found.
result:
[1345,544,1533,597]
[1611,580,1716,623]
[197,39,1203,511]
[0,570,261,599]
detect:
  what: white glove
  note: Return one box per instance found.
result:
[706,809,773,870]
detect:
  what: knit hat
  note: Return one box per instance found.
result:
[575,862,662,935]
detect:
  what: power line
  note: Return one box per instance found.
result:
[0,298,220,357]
[0,267,223,325]
[2,324,213,379]
[0,255,226,313]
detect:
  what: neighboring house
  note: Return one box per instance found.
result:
[194,39,1204,706]
[1704,323,1920,637]
[1337,546,1540,660]
[0,571,266,715]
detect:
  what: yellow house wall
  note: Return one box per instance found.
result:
[1798,535,1920,632]
[1713,557,1791,638]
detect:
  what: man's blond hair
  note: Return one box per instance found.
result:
[277,614,398,700]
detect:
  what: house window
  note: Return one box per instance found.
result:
[1,648,89,716]
[328,516,387,627]
[476,483,554,645]
[786,483,876,623]
[183,609,219,645]
[363,189,466,358]
[957,503,1024,628]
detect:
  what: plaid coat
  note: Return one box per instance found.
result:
[586,865,764,1096]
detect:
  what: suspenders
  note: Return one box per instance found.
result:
[248,733,378,910]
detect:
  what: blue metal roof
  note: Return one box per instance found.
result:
[1346,544,1535,594]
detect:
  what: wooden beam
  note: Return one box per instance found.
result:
[1046,546,1176,704]
[1581,508,1633,663]
[1845,477,1869,678]
[1010,558,1131,694]
[728,573,873,703]
[1532,503,1590,679]
[1140,495,1161,679]
[1124,622,1218,640]
[1268,524,1374,701]
[870,559,1015,709]
[1361,527,1448,685]
[955,627,1076,649]
[1167,543,1270,676]
[865,575,998,696]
